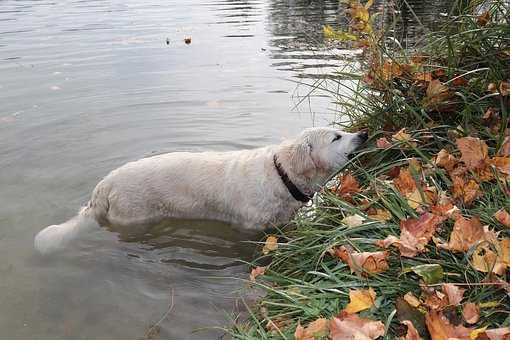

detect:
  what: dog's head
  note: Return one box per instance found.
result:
[283,127,368,180]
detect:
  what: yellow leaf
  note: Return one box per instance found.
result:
[323,25,358,41]
[344,288,376,314]
[403,292,421,308]
[368,208,392,221]
[262,236,278,255]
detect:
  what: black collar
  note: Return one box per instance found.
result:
[273,154,312,203]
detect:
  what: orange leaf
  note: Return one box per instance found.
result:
[435,149,458,171]
[399,213,446,257]
[374,235,399,248]
[392,129,417,147]
[335,245,389,276]
[424,79,450,108]
[330,313,385,340]
[262,235,278,255]
[295,318,329,340]
[494,209,510,228]
[451,175,481,206]
[477,11,490,26]
[438,215,484,252]
[344,288,376,314]
[414,72,432,83]
[403,292,421,308]
[456,137,489,170]
[368,208,392,221]
[490,156,510,175]
[335,173,361,200]
[394,168,418,195]
[425,310,473,340]
[483,327,510,339]
[462,302,480,324]
[498,137,510,156]
[250,266,266,281]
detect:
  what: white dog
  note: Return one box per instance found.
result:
[34,127,368,254]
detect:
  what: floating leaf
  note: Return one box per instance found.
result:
[330,312,385,340]
[410,264,443,284]
[262,235,278,255]
[344,288,376,314]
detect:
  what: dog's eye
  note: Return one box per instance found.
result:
[331,134,342,143]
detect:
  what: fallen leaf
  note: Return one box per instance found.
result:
[406,188,432,209]
[471,243,506,275]
[295,318,330,340]
[438,215,484,252]
[451,175,481,206]
[483,327,510,340]
[435,149,458,171]
[394,168,418,195]
[462,303,480,324]
[336,173,361,200]
[424,79,450,109]
[404,292,421,308]
[423,290,449,310]
[344,288,376,314]
[425,310,473,340]
[494,209,510,228]
[488,83,498,92]
[335,245,389,276]
[262,236,278,255]
[376,137,392,149]
[323,25,358,41]
[368,208,392,221]
[381,60,403,81]
[250,266,266,281]
[374,235,399,248]
[442,283,465,305]
[396,298,427,339]
[392,129,417,147]
[499,81,510,96]
[399,320,423,340]
[490,157,510,175]
[456,137,489,170]
[414,72,432,83]
[342,214,365,227]
[498,137,510,156]
[410,264,444,284]
[399,213,446,257]
[477,11,491,26]
[330,312,385,340]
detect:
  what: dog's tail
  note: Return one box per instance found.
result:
[34,206,99,254]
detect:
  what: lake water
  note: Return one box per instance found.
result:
[0,0,450,339]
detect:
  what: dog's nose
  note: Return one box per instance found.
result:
[357,129,369,143]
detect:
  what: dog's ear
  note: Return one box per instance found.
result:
[286,137,317,179]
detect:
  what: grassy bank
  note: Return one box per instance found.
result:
[229,0,510,339]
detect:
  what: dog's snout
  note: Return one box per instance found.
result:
[357,129,369,143]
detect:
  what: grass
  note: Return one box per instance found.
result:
[227,1,509,339]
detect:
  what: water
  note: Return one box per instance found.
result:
[0,0,450,339]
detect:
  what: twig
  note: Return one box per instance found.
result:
[142,288,175,340]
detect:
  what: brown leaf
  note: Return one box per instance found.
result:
[462,302,480,324]
[435,149,458,171]
[414,72,432,83]
[442,283,465,305]
[477,11,491,26]
[425,310,473,340]
[490,157,510,175]
[250,266,266,281]
[471,243,507,276]
[295,318,329,340]
[330,312,385,340]
[494,209,510,228]
[484,327,510,340]
[403,292,421,308]
[399,213,446,257]
[262,236,278,255]
[424,79,450,109]
[438,215,484,252]
[392,129,417,147]
[376,137,392,149]
[394,168,418,196]
[451,175,481,206]
[456,137,489,170]
[399,320,423,340]
[368,208,392,221]
[500,81,510,96]
[335,245,389,276]
[374,235,399,248]
[335,173,361,200]
[344,288,376,314]
[498,137,510,156]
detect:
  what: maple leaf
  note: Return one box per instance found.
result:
[399,320,423,340]
[262,235,278,255]
[399,213,446,257]
[442,283,465,305]
[451,175,481,206]
[456,137,489,170]
[295,318,329,340]
[334,245,389,276]
[250,266,266,281]
[431,197,459,218]
[494,208,510,228]
[425,310,473,340]
[344,288,376,314]
[435,149,458,171]
[376,137,392,149]
[462,302,480,324]
[330,312,385,340]
[438,215,484,252]
[335,173,361,200]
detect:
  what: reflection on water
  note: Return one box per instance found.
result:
[0,0,458,339]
